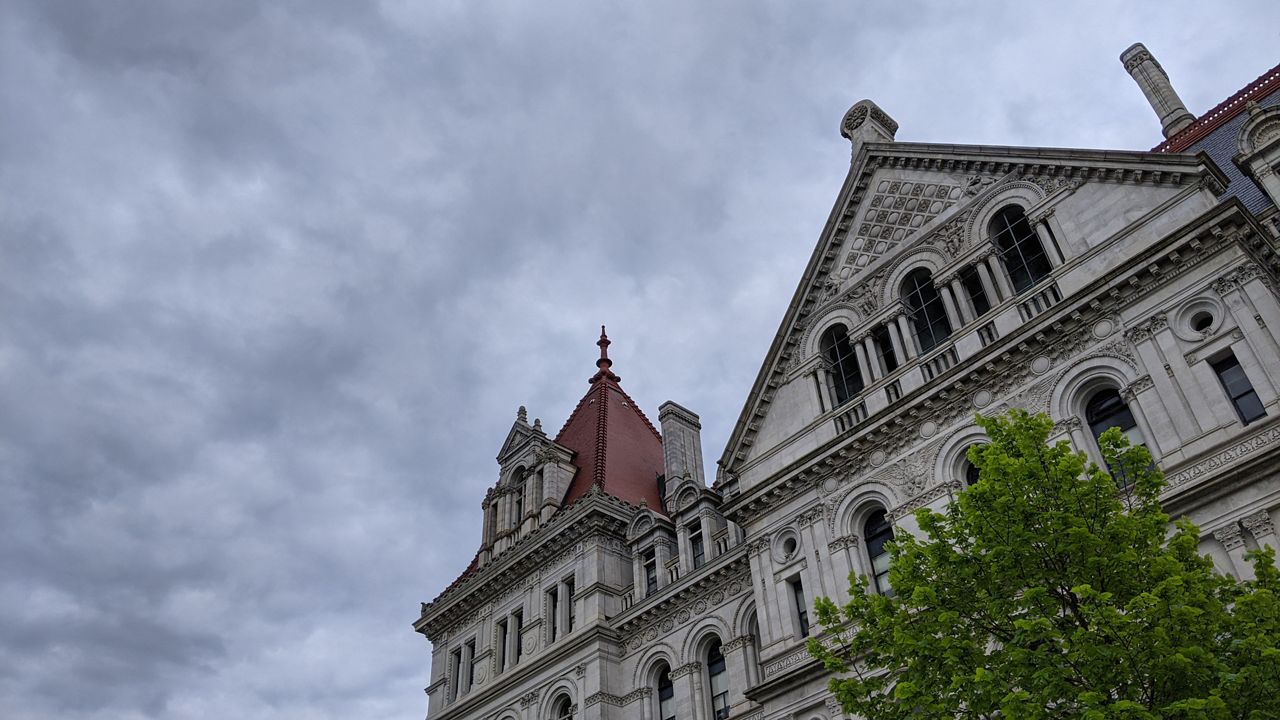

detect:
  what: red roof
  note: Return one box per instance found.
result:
[1153,60,1280,153]
[554,328,666,511]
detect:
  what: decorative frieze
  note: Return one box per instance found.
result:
[1166,423,1280,488]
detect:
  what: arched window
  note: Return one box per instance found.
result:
[512,468,526,529]
[656,665,676,720]
[962,443,983,486]
[1084,388,1143,449]
[901,269,951,353]
[551,695,573,720]
[865,509,894,596]
[990,206,1053,294]
[820,324,864,406]
[706,638,730,720]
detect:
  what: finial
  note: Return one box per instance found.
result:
[590,325,620,384]
[517,405,528,424]
[533,418,543,432]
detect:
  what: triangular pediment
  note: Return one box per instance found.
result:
[496,407,545,465]
[718,141,1227,477]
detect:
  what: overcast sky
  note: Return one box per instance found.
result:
[2,2,1277,719]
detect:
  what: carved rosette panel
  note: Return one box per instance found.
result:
[842,179,962,273]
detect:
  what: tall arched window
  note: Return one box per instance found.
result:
[1084,388,1143,448]
[706,638,730,720]
[961,443,984,486]
[990,206,1053,294]
[820,324,864,406]
[551,695,573,720]
[656,665,676,720]
[512,468,526,529]
[865,509,894,596]
[901,269,951,353]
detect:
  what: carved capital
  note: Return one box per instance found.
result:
[1242,510,1276,540]
[1213,524,1245,551]
[722,634,756,653]
[1124,313,1168,344]
[1052,416,1082,436]
[1121,375,1154,403]
[828,534,860,551]
[669,661,702,679]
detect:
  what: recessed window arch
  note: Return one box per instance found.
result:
[511,467,528,529]
[550,694,573,720]
[961,444,983,487]
[901,268,951,353]
[864,508,894,596]
[820,323,864,406]
[1083,386,1148,485]
[654,663,676,720]
[705,636,731,720]
[990,205,1053,294]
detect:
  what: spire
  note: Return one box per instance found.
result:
[590,325,621,384]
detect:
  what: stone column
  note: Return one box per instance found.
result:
[700,512,715,562]
[459,642,473,696]
[677,523,692,575]
[1242,510,1280,569]
[894,313,919,359]
[938,283,963,331]
[974,258,1001,303]
[747,540,783,645]
[633,548,647,601]
[1121,381,1164,458]
[671,661,705,720]
[1032,212,1065,266]
[654,539,673,591]
[853,340,873,386]
[949,276,974,324]
[722,635,755,717]
[885,320,906,365]
[860,334,882,380]
[1213,524,1255,581]
[826,535,857,605]
[985,253,1015,299]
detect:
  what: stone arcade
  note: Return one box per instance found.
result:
[414,45,1280,720]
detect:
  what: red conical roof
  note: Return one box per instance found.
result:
[554,327,666,511]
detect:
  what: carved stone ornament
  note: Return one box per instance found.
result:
[842,181,961,274]
[1213,524,1245,551]
[1242,510,1276,540]
[1166,424,1280,488]
[669,661,702,679]
[841,104,868,135]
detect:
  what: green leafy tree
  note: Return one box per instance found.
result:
[807,410,1280,719]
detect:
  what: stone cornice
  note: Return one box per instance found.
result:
[618,552,751,653]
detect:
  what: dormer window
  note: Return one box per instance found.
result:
[991,206,1052,294]
[902,269,951,353]
[820,324,864,406]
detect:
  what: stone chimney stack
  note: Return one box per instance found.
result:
[1120,43,1196,139]
[840,99,897,160]
[658,401,705,488]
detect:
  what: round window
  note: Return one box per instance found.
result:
[1190,311,1214,332]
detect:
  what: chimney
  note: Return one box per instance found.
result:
[1121,43,1196,139]
[658,401,705,488]
[840,99,897,160]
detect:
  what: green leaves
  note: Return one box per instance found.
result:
[809,410,1280,719]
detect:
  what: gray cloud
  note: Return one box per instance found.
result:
[1,1,1276,718]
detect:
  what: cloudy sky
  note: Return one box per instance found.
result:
[2,2,1276,718]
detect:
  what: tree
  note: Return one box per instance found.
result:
[808,410,1280,719]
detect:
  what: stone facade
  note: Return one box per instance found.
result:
[415,47,1280,720]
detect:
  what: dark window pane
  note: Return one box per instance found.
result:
[901,269,951,353]
[872,324,898,373]
[864,509,894,596]
[959,265,991,316]
[820,324,864,406]
[1212,354,1267,424]
[991,206,1052,294]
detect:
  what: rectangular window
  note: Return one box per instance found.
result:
[449,647,462,701]
[960,265,991,316]
[872,324,898,373]
[463,639,476,694]
[547,587,559,642]
[512,610,523,662]
[790,578,810,638]
[495,618,508,673]
[564,577,576,633]
[1212,353,1266,425]
[644,548,658,595]
[689,524,706,570]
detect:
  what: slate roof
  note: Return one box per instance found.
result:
[1153,61,1280,214]
[553,328,666,512]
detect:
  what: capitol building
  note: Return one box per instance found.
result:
[413,44,1280,720]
